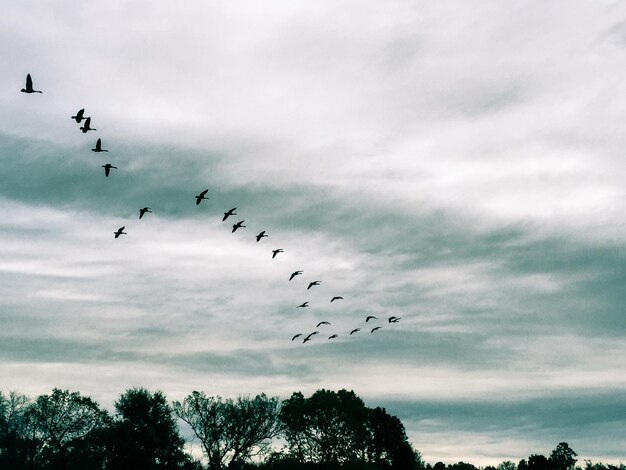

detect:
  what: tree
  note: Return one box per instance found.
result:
[173,391,280,470]
[280,389,369,465]
[0,391,36,469]
[107,387,192,469]
[527,454,550,470]
[26,388,109,469]
[498,461,517,470]
[364,406,417,469]
[550,443,577,470]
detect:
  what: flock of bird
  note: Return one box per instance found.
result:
[21,74,402,345]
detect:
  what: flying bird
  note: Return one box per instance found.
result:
[102,164,117,177]
[328,334,338,339]
[371,327,382,333]
[289,271,302,281]
[296,302,309,308]
[366,316,378,322]
[21,74,42,93]
[71,108,87,123]
[222,208,236,221]
[80,117,96,133]
[307,281,321,290]
[256,230,268,242]
[388,316,401,323]
[291,334,302,341]
[232,220,246,233]
[316,321,331,327]
[195,189,209,205]
[139,207,152,219]
[303,331,319,343]
[114,226,127,238]
[330,296,343,302]
[91,138,108,152]
[272,249,283,259]
[350,328,361,335]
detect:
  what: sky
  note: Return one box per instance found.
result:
[1,0,625,465]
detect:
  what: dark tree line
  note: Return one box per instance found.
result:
[1,388,623,470]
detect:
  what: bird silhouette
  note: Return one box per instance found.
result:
[114,226,127,238]
[256,230,268,242]
[102,164,117,177]
[366,316,378,322]
[289,271,302,281]
[272,249,284,259]
[21,74,42,93]
[71,108,88,123]
[303,331,319,343]
[222,208,236,221]
[316,321,331,327]
[80,117,96,133]
[291,333,302,341]
[195,189,209,205]
[232,220,246,232]
[350,328,361,335]
[388,316,401,323]
[328,334,338,339]
[371,326,382,333]
[139,207,152,219]
[330,296,343,302]
[91,138,108,152]
[296,302,309,308]
[307,281,321,290]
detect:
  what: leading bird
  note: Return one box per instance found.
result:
[21,74,42,93]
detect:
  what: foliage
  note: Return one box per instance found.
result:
[173,391,280,470]
[106,387,194,469]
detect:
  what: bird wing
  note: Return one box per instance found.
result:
[78,108,84,118]
[26,74,33,90]
[199,189,208,197]
[104,166,110,177]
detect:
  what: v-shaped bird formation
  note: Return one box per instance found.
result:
[20,73,404,346]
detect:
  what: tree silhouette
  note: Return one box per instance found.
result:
[107,387,193,469]
[0,391,36,469]
[26,388,110,469]
[173,391,280,470]
[550,443,577,470]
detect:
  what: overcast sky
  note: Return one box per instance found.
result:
[1,0,625,465]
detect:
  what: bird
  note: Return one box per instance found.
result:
[303,332,319,343]
[296,302,309,308]
[388,316,401,323]
[272,249,284,259]
[195,189,209,205]
[316,321,331,327]
[307,281,321,290]
[371,327,382,333]
[232,220,246,233]
[71,108,88,123]
[328,334,338,339]
[21,74,42,93]
[289,271,303,281]
[256,231,268,242]
[114,226,127,238]
[102,164,117,177]
[330,296,343,302]
[222,208,236,221]
[91,138,108,152]
[366,316,378,322]
[139,207,152,219]
[350,328,361,335]
[291,334,302,341]
[80,117,96,133]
